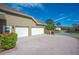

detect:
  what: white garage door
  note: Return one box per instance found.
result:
[15,27,28,38]
[32,28,44,35]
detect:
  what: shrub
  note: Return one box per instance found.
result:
[0,34,3,47]
[0,36,1,48]
[0,33,17,50]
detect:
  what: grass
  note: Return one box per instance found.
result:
[65,30,79,39]
[69,32,79,39]
[61,30,68,32]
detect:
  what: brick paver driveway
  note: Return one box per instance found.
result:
[0,34,79,55]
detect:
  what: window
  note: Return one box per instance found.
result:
[5,26,10,32]
[3,26,12,33]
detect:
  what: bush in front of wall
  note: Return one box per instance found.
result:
[0,34,4,47]
[0,35,2,44]
[0,33,17,50]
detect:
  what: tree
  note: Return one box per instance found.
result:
[45,24,55,30]
[46,19,53,25]
[45,19,56,34]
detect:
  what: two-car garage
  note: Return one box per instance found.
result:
[15,27,44,38]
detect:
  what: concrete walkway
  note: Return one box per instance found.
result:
[0,34,79,55]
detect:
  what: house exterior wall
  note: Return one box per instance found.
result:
[4,14,37,36]
[55,27,61,31]
[5,14,36,27]
[4,14,45,36]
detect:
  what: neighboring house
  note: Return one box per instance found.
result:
[61,26,71,30]
[72,26,79,31]
[75,26,79,31]
[0,4,46,38]
[55,27,61,31]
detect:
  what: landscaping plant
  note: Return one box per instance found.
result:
[0,33,17,50]
[45,19,56,34]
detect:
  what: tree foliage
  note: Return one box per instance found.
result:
[45,18,56,30]
[46,19,53,25]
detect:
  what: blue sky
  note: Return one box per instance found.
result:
[5,3,79,26]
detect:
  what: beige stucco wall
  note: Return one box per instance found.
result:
[5,14,36,27]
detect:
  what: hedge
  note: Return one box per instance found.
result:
[0,33,17,50]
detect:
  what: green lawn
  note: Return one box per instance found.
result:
[69,32,79,39]
[65,30,79,39]
[62,30,79,39]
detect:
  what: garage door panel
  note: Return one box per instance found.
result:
[32,28,44,35]
[15,27,28,38]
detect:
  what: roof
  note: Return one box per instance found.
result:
[35,19,46,26]
[0,3,31,18]
[0,3,46,26]
[32,17,46,26]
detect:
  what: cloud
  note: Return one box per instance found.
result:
[55,16,67,22]
[7,3,44,11]
[8,3,23,11]
[19,3,44,10]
